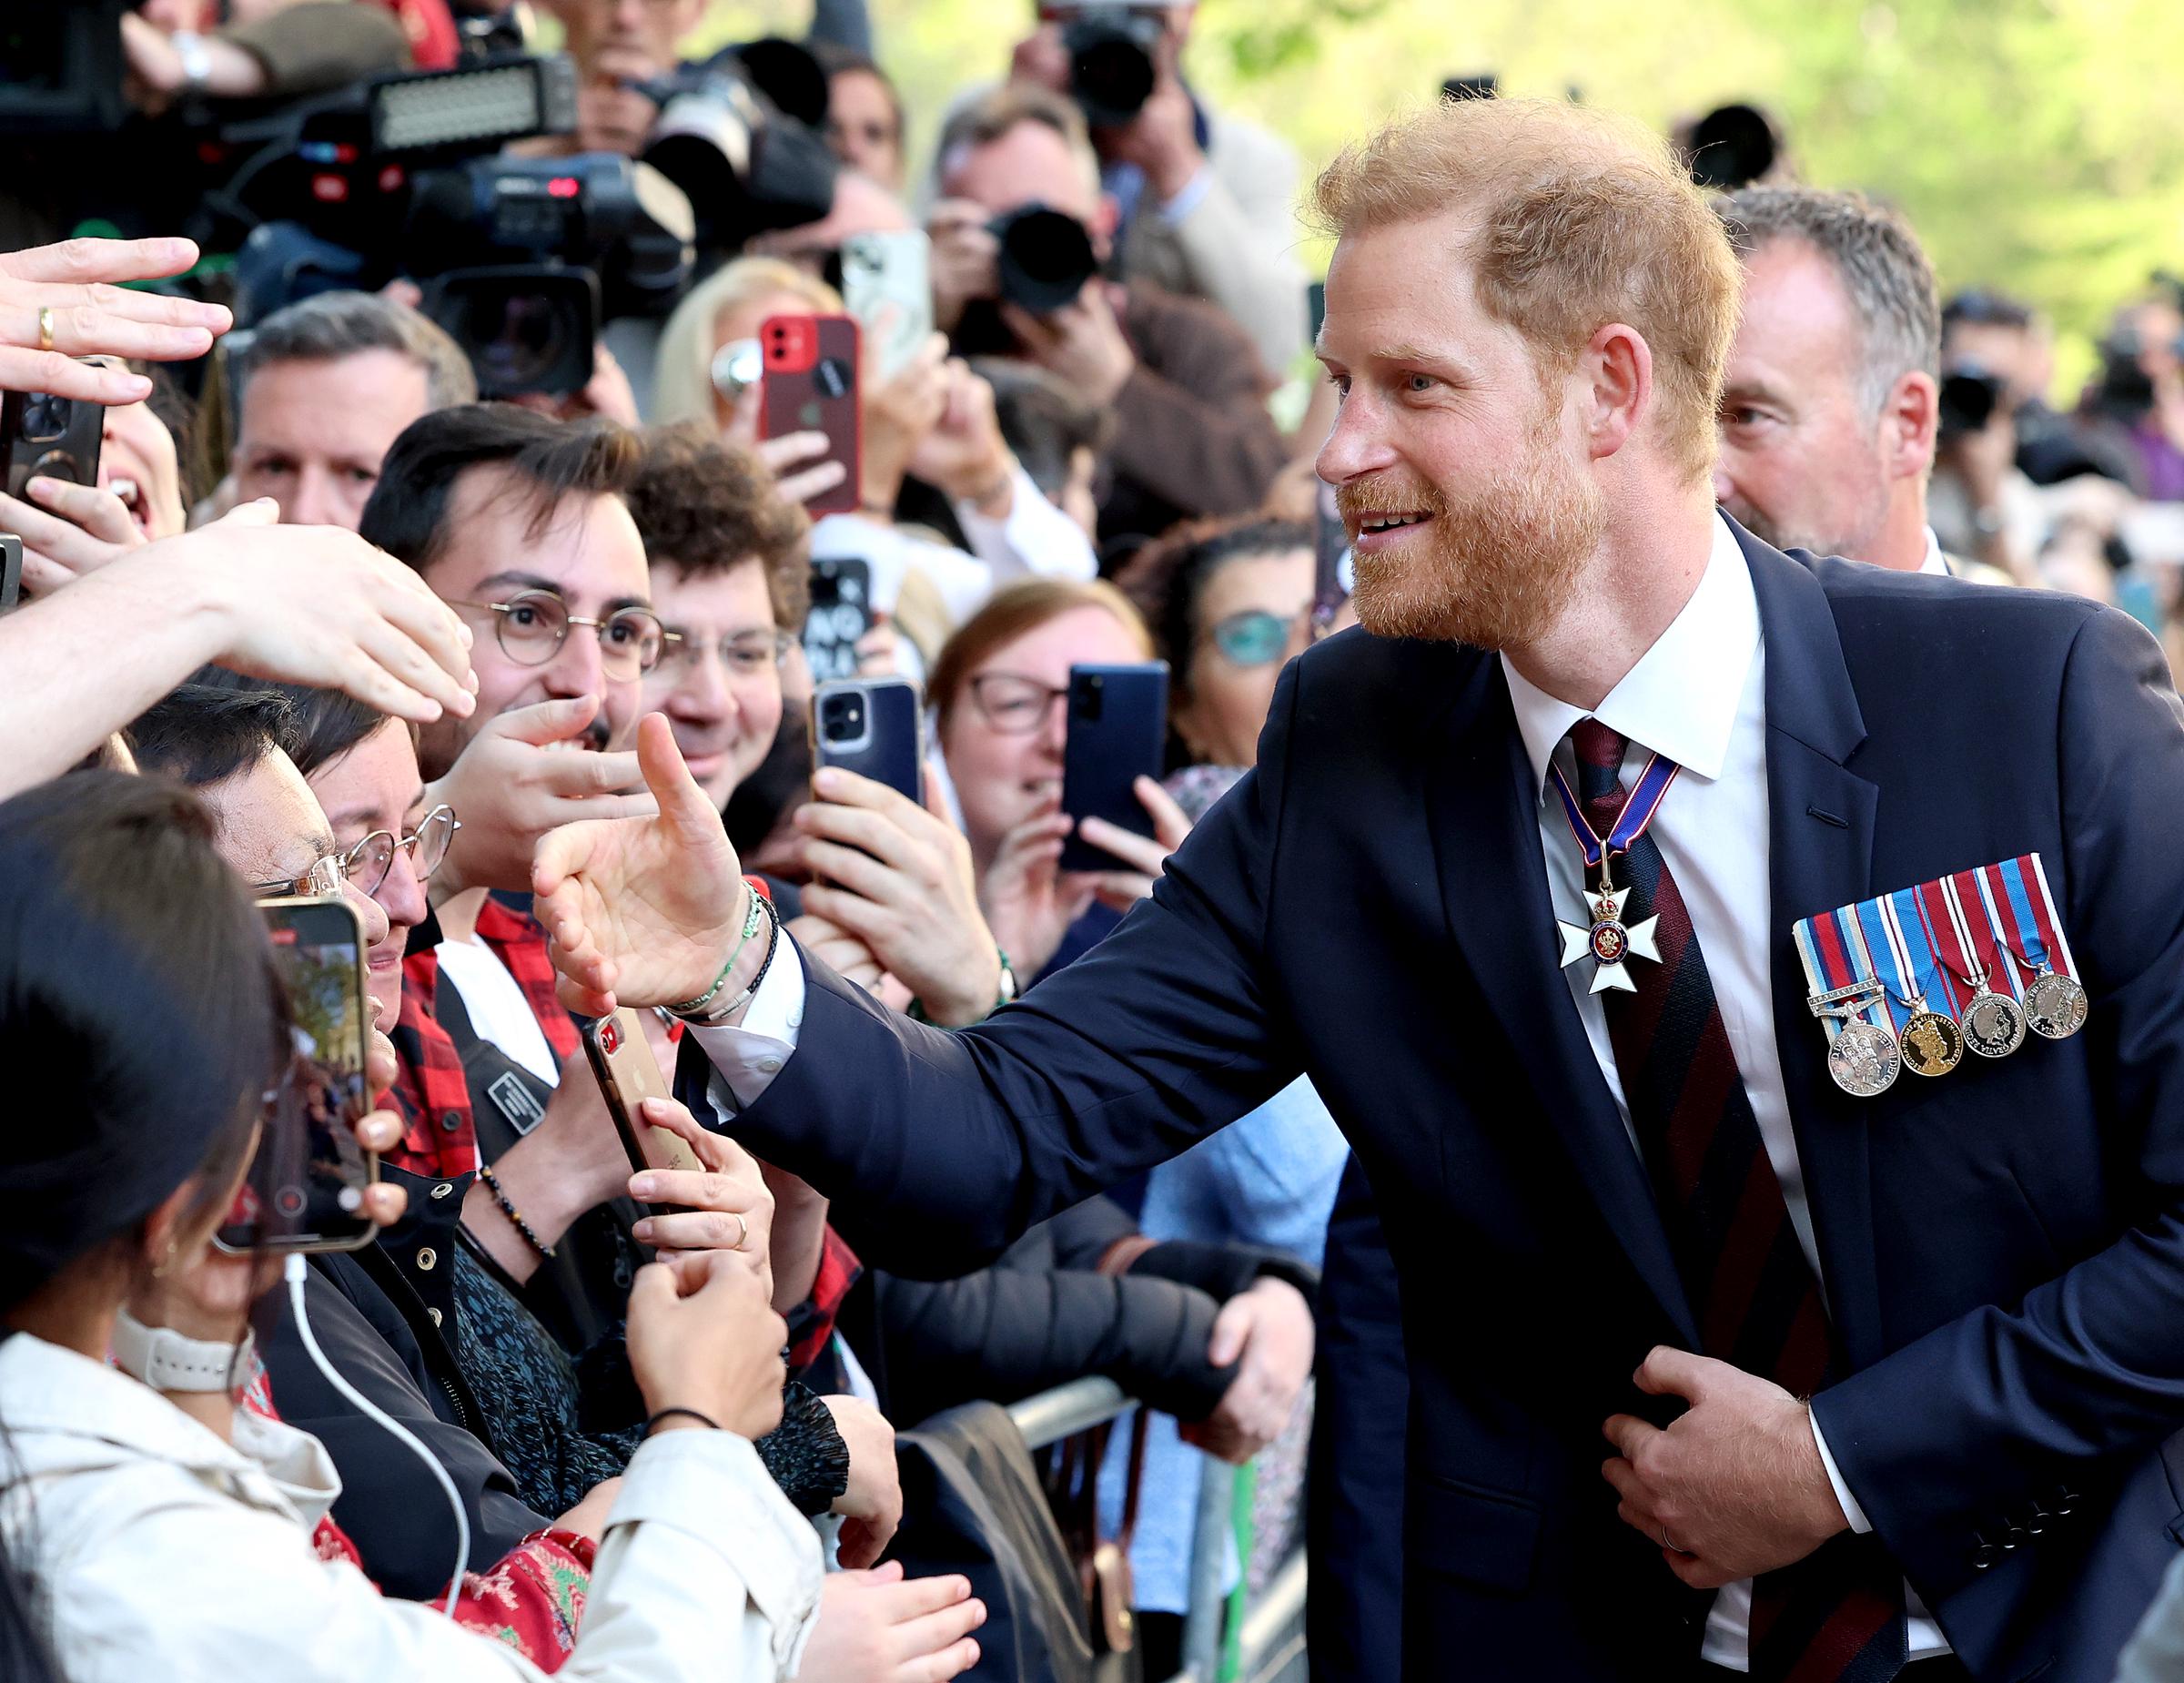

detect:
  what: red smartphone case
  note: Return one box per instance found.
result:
[758,313,863,516]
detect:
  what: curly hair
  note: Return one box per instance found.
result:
[623,424,812,630]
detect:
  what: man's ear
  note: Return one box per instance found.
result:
[1582,322,1653,461]
[1884,370,1939,482]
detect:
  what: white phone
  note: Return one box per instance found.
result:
[842,230,934,380]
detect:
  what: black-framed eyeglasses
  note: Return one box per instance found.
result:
[339,805,461,898]
[653,628,794,681]
[966,672,1068,735]
[452,591,672,679]
[251,853,348,900]
[1204,608,1308,669]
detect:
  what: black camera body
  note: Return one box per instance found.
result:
[0,0,132,135]
[641,46,838,256]
[1938,365,2008,441]
[1059,3,1164,128]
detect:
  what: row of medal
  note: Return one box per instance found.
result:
[1791,854,2088,1099]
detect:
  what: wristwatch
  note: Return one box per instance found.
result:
[169,31,213,92]
[111,1307,252,1394]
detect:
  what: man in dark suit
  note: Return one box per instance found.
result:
[535,95,2184,1682]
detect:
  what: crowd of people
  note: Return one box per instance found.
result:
[6,5,2184,1683]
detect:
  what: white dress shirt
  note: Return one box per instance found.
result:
[1502,513,1943,1667]
[699,514,1944,1666]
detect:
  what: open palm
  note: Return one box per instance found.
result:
[534,715,749,1015]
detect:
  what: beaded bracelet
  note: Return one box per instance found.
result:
[681,889,782,1027]
[667,887,767,1020]
[909,948,1017,1028]
[477,1162,556,1261]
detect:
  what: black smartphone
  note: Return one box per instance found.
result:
[804,555,875,684]
[1312,477,1350,637]
[0,535,20,613]
[216,897,378,1255]
[1059,662,1169,873]
[2,384,103,500]
[811,675,922,804]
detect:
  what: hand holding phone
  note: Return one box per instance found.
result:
[759,314,862,515]
[216,897,380,1254]
[582,1009,704,1207]
[1059,663,1169,873]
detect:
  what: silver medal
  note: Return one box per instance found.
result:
[1960,984,2027,1059]
[2024,969,2089,1039]
[1826,1019,1901,1097]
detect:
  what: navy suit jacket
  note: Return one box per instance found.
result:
[725,526,2184,1681]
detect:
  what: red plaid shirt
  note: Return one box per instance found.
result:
[788,1227,863,1375]
[383,949,480,1181]
[474,896,581,1067]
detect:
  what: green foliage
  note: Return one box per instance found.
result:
[693,0,2184,393]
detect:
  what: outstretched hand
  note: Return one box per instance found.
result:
[534,714,751,1017]
[0,237,229,401]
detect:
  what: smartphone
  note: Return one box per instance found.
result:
[803,554,875,684]
[582,1009,703,1201]
[0,535,20,613]
[1312,477,1351,637]
[760,313,862,515]
[842,230,933,382]
[216,897,378,1255]
[811,675,922,805]
[1059,663,1169,873]
[2,384,103,500]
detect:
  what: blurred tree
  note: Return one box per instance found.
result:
[689,0,2184,400]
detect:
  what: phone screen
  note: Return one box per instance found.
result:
[217,897,377,1253]
[804,556,874,683]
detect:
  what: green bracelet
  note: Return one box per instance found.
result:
[910,948,1016,1028]
[667,887,765,1019]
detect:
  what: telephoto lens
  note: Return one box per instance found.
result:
[1063,8,1164,127]
[990,204,1101,315]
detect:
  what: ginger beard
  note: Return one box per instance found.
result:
[1340,398,1606,651]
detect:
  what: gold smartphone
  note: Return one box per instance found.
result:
[582,1009,703,1205]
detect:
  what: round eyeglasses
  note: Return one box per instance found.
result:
[252,852,349,901]
[338,805,461,898]
[653,628,794,682]
[453,591,672,679]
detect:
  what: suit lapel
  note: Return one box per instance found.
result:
[1423,656,1699,1346]
[1744,527,1886,1367]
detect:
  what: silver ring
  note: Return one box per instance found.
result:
[1660,1526,1691,1556]
[730,1212,749,1252]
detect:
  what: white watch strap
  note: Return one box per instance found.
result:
[170,31,213,90]
[111,1308,252,1394]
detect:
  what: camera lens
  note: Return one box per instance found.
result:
[993,206,1100,316]
[820,692,865,743]
[19,392,69,442]
[1065,15,1159,127]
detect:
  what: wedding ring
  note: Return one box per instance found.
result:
[1660,1526,1689,1556]
[36,307,54,353]
[730,1212,749,1252]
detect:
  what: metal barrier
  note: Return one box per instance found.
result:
[1003,1380,1310,1683]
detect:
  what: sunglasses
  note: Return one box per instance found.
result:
[1205,609,1306,669]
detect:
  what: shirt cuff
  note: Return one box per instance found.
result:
[954,466,1097,583]
[1158,164,1213,224]
[693,940,806,1113]
[1809,1404,1873,1535]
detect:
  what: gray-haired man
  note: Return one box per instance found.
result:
[1711,186,2012,583]
[227,291,477,531]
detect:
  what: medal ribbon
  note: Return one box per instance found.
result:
[1903,887,1966,1017]
[1942,871,2022,1002]
[1548,749,1680,877]
[1913,877,1987,1003]
[1987,854,2080,983]
[1794,905,1888,1048]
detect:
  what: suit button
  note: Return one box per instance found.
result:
[1972,1537,2001,1571]
[2001,1524,2027,1551]
[440,1110,463,1133]
[416,1246,438,1272]
[2053,1489,2078,1516]
[2025,1505,2048,1536]
[428,1307,443,1327]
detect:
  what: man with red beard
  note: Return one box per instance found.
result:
[532,96,2184,1683]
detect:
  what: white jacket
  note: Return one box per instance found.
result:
[0,1333,822,1683]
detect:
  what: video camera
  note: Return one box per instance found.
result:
[222,53,693,396]
[637,45,839,257]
